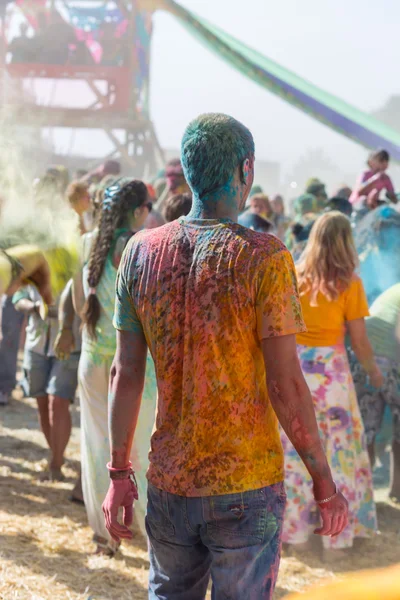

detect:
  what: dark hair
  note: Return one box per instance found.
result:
[181,113,254,198]
[370,149,390,163]
[292,220,316,243]
[335,186,352,201]
[306,182,327,198]
[82,178,148,338]
[326,196,353,217]
[164,193,192,222]
[238,211,274,234]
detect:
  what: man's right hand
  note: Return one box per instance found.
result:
[102,477,138,543]
[314,490,349,537]
[369,365,384,389]
[54,329,75,361]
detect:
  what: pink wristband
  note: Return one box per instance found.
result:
[107,461,132,473]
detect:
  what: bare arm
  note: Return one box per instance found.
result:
[263,334,348,536]
[358,173,397,203]
[386,191,398,204]
[4,245,52,304]
[347,318,383,387]
[262,334,334,499]
[73,230,93,317]
[58,279,74,330]
[72,267,85,317]
[103,329,148,542]
[14,298,38,315]
[109,328,148,468]
[54,279,75,359]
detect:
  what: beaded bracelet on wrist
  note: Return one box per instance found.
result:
[316,485,338,505]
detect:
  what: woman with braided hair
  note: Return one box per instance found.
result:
[74,178,152,556]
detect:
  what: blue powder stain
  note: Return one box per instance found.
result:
[181,113,254,200]
[355,206,400,303]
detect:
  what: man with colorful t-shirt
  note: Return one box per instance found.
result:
[103,114,348,599]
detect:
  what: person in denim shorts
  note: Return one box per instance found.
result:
[13,284,81,481]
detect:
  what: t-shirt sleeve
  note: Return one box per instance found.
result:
[344,277,370,322]
[113,253,143,333]
[256,248,306,340]
[12,286,31,305]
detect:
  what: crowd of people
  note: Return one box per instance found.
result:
[7,11,131,67]
[0,115,399,598]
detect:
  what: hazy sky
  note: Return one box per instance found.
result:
[149,0,400,179]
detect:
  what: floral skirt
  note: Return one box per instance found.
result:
[281,344,377,549]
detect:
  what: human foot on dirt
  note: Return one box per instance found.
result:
[93,535,120,558]
[37,470,52,481]
[49,468,65,482]
[38,467,65,482]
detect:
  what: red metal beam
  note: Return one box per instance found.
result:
[6,63,130,81]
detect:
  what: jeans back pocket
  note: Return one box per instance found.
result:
[206,485,284,550]
[146,484,175,542]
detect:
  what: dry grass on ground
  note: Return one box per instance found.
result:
[1,393,400,599]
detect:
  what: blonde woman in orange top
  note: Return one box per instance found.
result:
[281,211,382,552]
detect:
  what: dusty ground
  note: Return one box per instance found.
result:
[1,392,400,600]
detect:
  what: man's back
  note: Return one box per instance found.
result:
[115,217,303,497]
[105,114,347,599]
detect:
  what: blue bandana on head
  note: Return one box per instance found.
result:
[102,178,124,211]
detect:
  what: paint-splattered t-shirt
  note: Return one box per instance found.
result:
[114,218,305,497]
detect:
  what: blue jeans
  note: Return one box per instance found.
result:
[146,481,285,600]
[0,296,24,394]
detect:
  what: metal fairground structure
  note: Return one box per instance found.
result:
[0,0,399,177]
[0,0,164,175]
